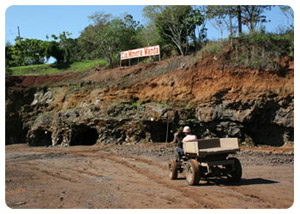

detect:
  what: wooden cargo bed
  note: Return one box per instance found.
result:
[183,138,240,157]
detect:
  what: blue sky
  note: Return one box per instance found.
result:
[5,5,294,44]
[5,5,146,43]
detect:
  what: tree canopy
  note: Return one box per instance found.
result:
[143,5,206,55]
[206,5,273,37]
[78,13,141,65]
[5,5,293,68]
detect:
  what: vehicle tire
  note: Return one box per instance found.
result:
[185,159,200,185]
[226,157,242,182]
[168,159,178,180]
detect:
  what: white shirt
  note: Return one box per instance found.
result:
[182,134,197,142]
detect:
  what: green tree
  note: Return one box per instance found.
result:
[23,39,47,64]
[78,12,141,65]
[206,5,273,37]
[241,6,272,32]
[44,40,64,64]
[206,6,238,38]
[12,38,26,65]
[136,23,165,48]
[5,42,14,67]
[280,5,294,30]
[48,32,77,63]
[9,38,48,66]
[280,5,294,20]
[143,6,206,55]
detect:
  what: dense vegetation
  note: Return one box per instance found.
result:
[196,29,294,71]
[5,5,294,75]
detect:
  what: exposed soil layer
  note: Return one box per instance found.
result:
[6,144,293,209]
[5,53,294,147]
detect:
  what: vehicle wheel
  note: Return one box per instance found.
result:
[168,159,178,180]
[185,159,200,185]
[226,157,242,182]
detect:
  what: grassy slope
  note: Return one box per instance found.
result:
[6,31,293,77]
[6,59,107,76]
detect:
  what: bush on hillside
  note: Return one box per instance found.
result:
[196,30,293,72]
[231,31,294,71]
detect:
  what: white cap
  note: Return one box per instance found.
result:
[183,126,191,133]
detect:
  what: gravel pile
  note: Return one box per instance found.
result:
[102,143,294,166]
[233,150,294,166]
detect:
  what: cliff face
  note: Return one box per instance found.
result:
[5,52,294,147]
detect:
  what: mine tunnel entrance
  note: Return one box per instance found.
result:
[243,123,288,146]
[144,121,174,142]
[28,129,52,147]
[5,114,29,145]
[70,125,98,146]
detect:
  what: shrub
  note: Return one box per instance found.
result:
[198,40,228,57]
[230,31,293,71]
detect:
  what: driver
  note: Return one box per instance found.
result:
[182,126,197,143]
[176,126,197,160]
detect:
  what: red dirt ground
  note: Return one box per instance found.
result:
[5,143,294,209]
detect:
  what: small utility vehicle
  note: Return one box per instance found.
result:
[168,138,242,185]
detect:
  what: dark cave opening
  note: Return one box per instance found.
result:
[144,121,174,142]
[243,123,288,146]
[5,114,28,145]
[70,125,99,146]
[28,129,52,147]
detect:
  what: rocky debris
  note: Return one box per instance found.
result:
[31,90,53,106]
[233,150,294,166]
[101,143,294,166]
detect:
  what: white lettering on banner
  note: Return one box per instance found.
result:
[121,45,160,60]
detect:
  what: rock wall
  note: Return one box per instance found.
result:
[6,85,293,147]
[5,54,294,147]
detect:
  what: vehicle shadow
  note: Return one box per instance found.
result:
[199,178,279,186]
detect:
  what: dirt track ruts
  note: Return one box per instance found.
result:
[5,144,294,209]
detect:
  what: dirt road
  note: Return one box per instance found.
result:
[5,143,294,209]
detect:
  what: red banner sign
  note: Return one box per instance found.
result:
[121,45,160,60]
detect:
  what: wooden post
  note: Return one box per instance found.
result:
[166,122,169,142]
[17,26,21,41]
